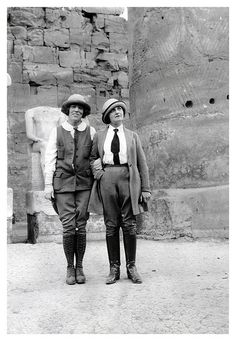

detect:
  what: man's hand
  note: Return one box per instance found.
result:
[141,191,151,203]
[44,184,54,200]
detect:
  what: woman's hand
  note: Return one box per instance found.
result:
[141,191,151,203]
[44,184,54,200]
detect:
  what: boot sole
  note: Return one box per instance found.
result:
[66,279,76,285]
[127,273,142,284]
[106,275,120,285]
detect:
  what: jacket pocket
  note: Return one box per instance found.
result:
[57,146,65,160]
[53,171,63,191]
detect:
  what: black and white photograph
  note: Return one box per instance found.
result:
[2,0,233,337]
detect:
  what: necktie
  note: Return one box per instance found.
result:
[111,128,120,165]
[73,128,79,167]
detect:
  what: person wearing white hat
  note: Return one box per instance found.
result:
[44,94,96,285]
[89,98,151,284]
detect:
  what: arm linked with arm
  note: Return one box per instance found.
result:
[90,132,104,180]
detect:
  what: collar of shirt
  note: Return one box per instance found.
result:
[108,124,124,133]
[62,120,87,131]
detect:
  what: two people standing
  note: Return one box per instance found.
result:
[44,94,151,285]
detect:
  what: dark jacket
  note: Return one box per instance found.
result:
[53,125,93,192]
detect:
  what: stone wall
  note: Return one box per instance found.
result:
[7,7,128,222]
[128,8,229,238]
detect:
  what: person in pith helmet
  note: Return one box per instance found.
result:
[89,98,151,284]
[44,94,96,285]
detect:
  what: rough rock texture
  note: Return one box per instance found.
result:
[7,188,13,243]
[128,8,229,237]
[7,7,128,222]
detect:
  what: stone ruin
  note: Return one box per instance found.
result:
[7,7,128,241]
[7,7,229,242]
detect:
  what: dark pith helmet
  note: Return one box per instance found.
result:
[61,94,91,117]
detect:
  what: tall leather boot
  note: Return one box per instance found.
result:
[123,233,142,284]
[63,235,76,285]
[75,233,86,284]
[105,232,120,284]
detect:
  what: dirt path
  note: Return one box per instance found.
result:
[7,239,228,334]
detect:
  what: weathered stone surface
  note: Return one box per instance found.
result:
[59,50,86,68]
[74,68,111,85]
[95,52,119,71]
[45,8,62,26]
[22,46,57,64]
[104,15,127,33]
[121,88,129,99]
[129,8,228,124]
[8,61,23,83]
[129,7,228,237]
[27,28,44,46]
[7,188,13,243]
[7,83,30,113]
[82,7,124,15]
[7,40,14,57]
[28,85,58,108]
[61,10,85,29]
[8,112,26,134]
[91,32,110,51]
[139,185,228,239]
[10,26,27,40]
[23,62,73,85]
[44,28,70,47]
[7,26,14,40]
[109,32,128,53]
[23,63,58,85]
[70,84,96,108]
[139,112,228,189]
[8,7,45,27]
[96,52,128,71]
[70,28,92,51]
[94,14,105,30]
[117,71,129,88]
[55,68,73,85]
[57,85,71,107]
[7,188,13,218]
[26,191,57,215]
[115,53,128,70]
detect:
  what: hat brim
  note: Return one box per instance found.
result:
[61,99,91,116]
[102,101,127,124]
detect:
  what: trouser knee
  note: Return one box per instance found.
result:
[122,224,136,236]
[106,225,118,237]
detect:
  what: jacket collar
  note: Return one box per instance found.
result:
[62,120,87,131]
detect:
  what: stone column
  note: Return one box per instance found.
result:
[7,188,13,243]
[128,8,229,239]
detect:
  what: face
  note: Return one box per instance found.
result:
[109,106,124,127]
[67,104,84,126]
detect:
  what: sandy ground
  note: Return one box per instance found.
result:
[7,239,228,334]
